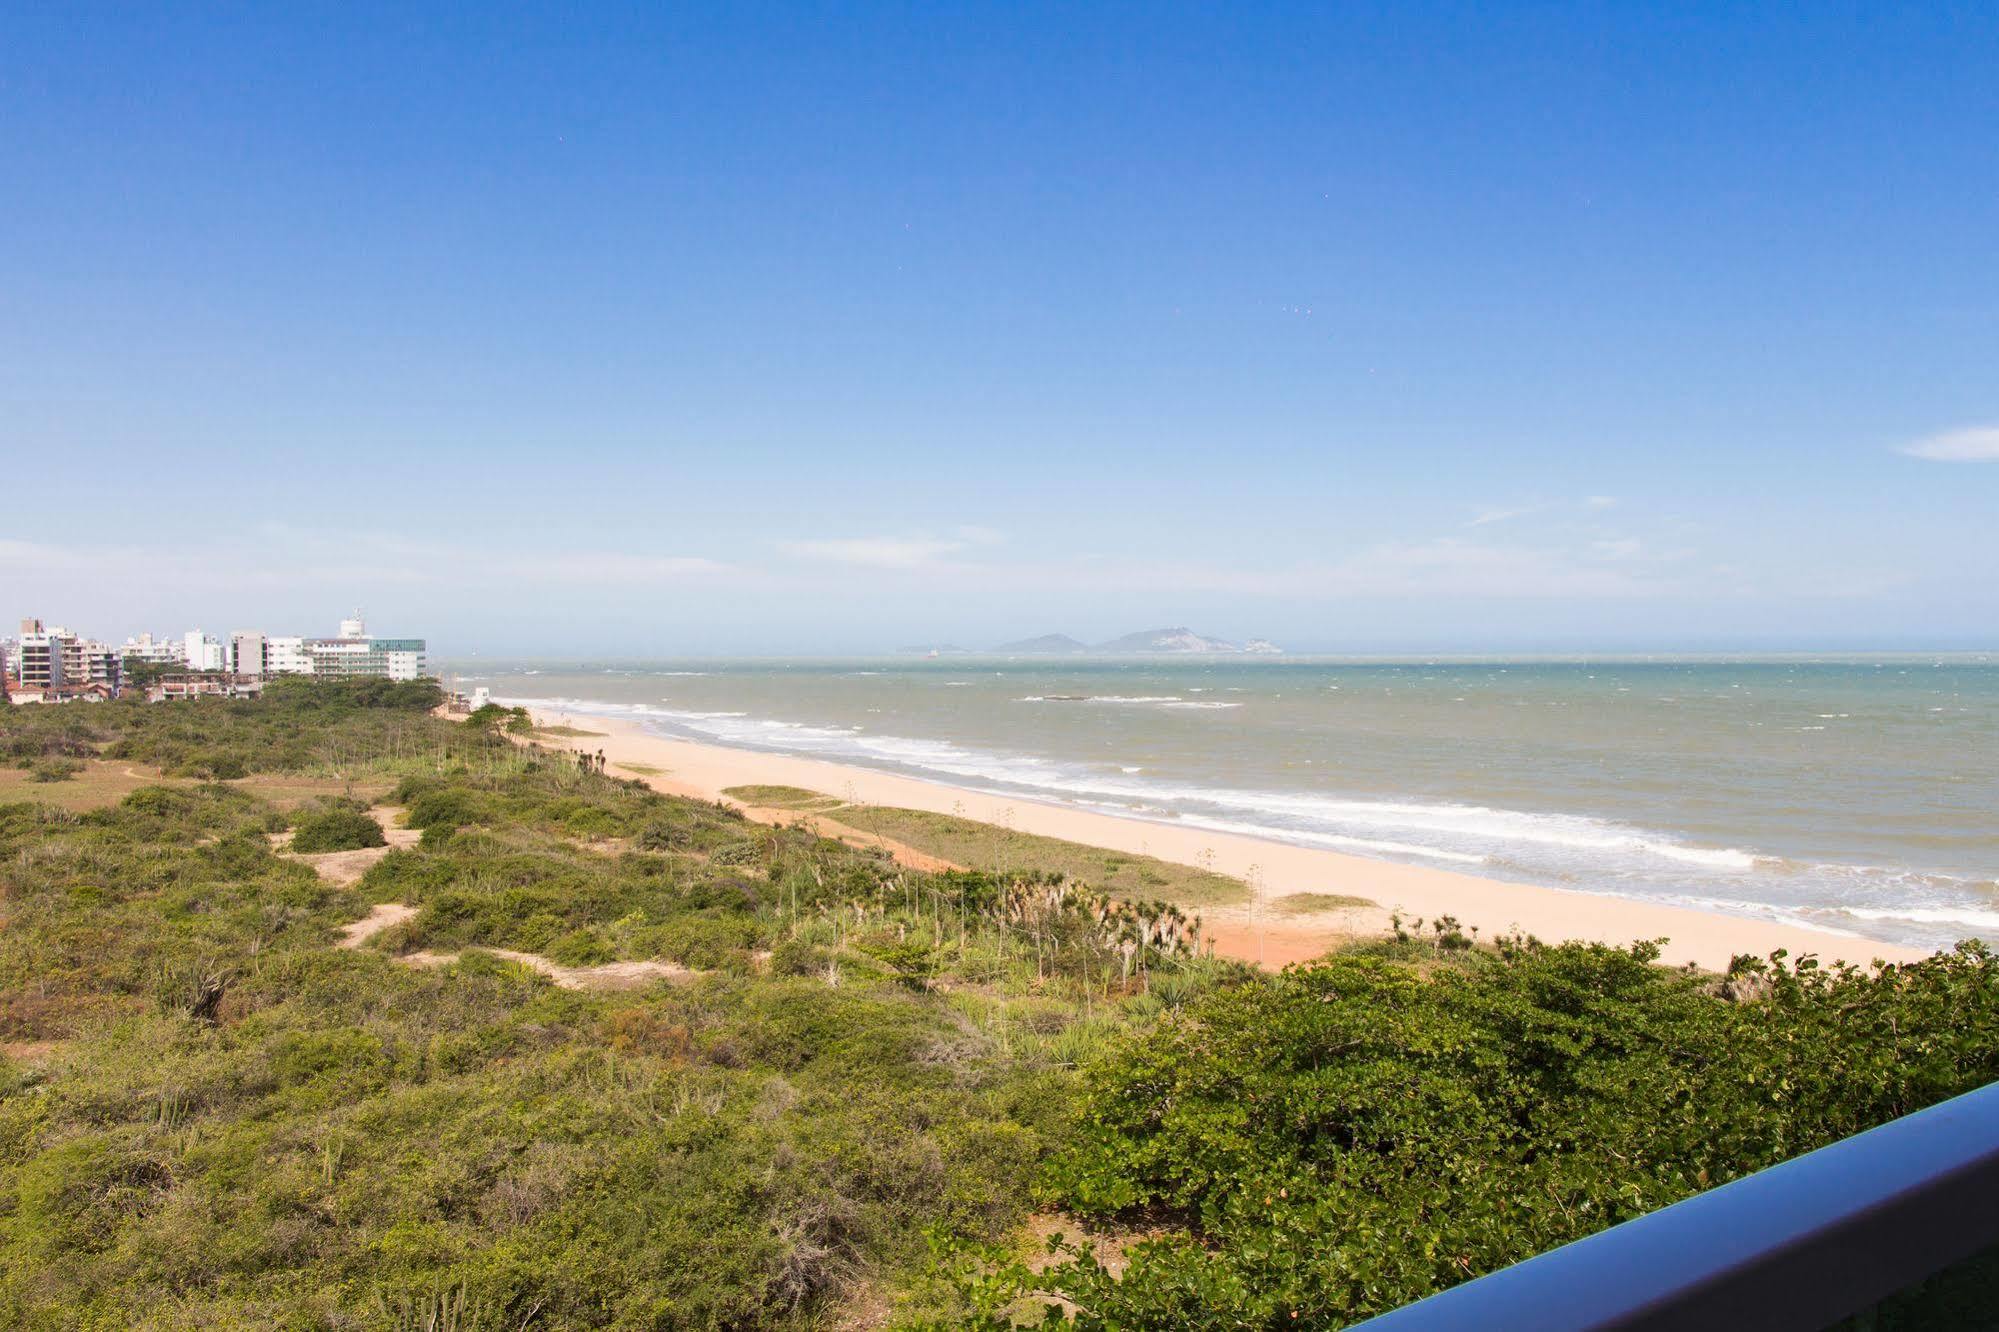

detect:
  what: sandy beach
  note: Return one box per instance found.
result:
[521,706,1930,973]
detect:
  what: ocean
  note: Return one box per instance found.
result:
[463,655,1998,952]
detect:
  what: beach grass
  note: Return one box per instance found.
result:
[820,801,1251,908]
[0,759,386,814]
[723,783,849,812]
[1273,890,1377,914]
[532,724,607,738]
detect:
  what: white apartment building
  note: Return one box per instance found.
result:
[267,636,313,675]
[301,631,428,681]
[120,632,189,666]
[183,630,228,673]
[253,619,428,682]
[15,619,121,692]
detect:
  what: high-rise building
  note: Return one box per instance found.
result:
[257,619,427,681]
[230,631,268,677]
[182,630,227,673]
[304,634,428,681]
[15,619,121,694]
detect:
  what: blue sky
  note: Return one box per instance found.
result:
[4,3,1995,654]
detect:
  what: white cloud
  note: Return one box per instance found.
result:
[1899,425,1999,462]
[1584,495,1618,509]
[1010,538,1678,602]
[779,536,973,569]
[1289,539,1665,599]
[526,553,729,583]
[1590,538,1643,561]
[1468,505,1536,527]
[1,532,729,592]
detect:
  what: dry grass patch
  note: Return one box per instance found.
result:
[723,784,848,813]
[836,806,1250,909]
[0,760,179,812]
[1272,891,1376,915]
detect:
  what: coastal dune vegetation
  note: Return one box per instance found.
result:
[1,683,1995,1328]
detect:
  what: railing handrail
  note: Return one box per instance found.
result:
[1349,1080,1999,1330]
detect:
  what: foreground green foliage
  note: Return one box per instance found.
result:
[933,939,1999,1328]
[0,686,1200,1329]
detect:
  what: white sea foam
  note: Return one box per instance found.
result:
[1171,813,1488,865]
[495,689,1973,947]
[1845,906,1999,931]
[508,692,1764,875]
[1016,694,1241,710]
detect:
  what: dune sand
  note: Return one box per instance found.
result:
[523,707,1927,973]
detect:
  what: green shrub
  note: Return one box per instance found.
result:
[651,914,763,969]
[27,758,83,783]
[404,788,484,831]
[770,937,824,977]
[546,929,616,967]
[168,750,249,780]
[636,819,690,851]
[290,809,387,853]
[942,941,1999,1328]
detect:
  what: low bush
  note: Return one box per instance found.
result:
[26,759,82,783]
[290,809,387,853]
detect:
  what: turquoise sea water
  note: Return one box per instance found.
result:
[462,656,1998,952]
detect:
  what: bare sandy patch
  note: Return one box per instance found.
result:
[335,902,419,949]
[292,845,392,887]
[393,939,694,992]
[370,806,421,848]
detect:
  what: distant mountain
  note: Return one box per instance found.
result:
[1095,627,1246,654]
[1242,638,1285,655]
[990,633,1091,654]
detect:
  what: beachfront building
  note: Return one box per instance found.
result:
[13,619,122,700]
[301,632,428,680]
[230,631,268,678]
[120,632,188,667]
[254,618,428,681]
[183,630,228,673]
[267,636,312,675]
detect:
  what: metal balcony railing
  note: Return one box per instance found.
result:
[1349,1080,1999,1330]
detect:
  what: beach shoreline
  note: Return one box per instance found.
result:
[518,704,1931,973]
